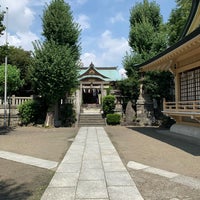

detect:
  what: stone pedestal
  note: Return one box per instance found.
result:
[136,84,153,126]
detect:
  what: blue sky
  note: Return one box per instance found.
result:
[0,0,176,75]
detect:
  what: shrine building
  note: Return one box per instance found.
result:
[139,0,200,139]
[74,63,121,118]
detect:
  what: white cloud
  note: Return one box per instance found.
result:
[77,0,88,5]
[68,0,88,6]
[1,0,35,33]
[118,68,127,79]
[80,30,130,69]
[81,52,98,67]
[77,14,90,30]
[0,31,39,51]
[0,0,39,51]
[110,12,125,24]
[30,0,51,7]
[98,30,130,64]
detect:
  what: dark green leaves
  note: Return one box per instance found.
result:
[0,65,24,96]
[31,41,79,106]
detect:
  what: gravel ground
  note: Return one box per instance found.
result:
[0,127,78,200]
[105,126,200,200]
[0,126,199,200]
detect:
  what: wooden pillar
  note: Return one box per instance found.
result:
[174,73,180,102]
[80,82,83,106]
[101,83,104,105]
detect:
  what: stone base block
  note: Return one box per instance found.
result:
[170,124,200,139]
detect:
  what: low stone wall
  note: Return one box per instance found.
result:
[0,95,33,127]
[0,106,20,126]
[0,112,19,126]
[170,124,200,139]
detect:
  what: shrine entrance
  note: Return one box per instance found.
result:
[82,88,101,104]
[76,62,121,115]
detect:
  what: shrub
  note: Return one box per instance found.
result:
[106,114,121,125]
[160,115,175,128]
[102,95,115,115]
[60,103,76,127]
[18,100,40,125]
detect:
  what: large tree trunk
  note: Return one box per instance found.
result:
[44,110,54,127]
[44,102,61,127]
[44,105,55,127]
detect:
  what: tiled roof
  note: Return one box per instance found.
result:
[79,63,121,81]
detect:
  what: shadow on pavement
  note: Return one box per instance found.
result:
[127,126,200,156]
[0,126,15,135]
[0,179,31,200]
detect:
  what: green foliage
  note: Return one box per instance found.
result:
[106,114,121,125]
[167,0,192,45]
[160,115,175,128]
[130,0,162,32]
[0,46,32,80]
[18,98,47,125]
[42,0,81,60]
[0,10,5,35]
[31,41,79,106]
[102,95,116,115]
[121,53,140,102]
[129,0,167,59]
[18,100,39,125]
[0,65,24,96]
[124,0,172,102]
[31,0,81,114]
[143,71,174,99]
[117,77,139,102]
[123,52,141,77]
[60,103,76,127]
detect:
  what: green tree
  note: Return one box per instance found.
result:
[31,41,79,106]
[42,0,80,60]
[0,9,5,35]
[167,0,192,46]
[0,45,32,96]
[0,65,24,96]
[0,45,32,80]
[128,0,167,66]
[31,0,81,126]
[123,0,172,104]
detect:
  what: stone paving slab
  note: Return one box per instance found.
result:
[172,175,200,190]
[41,187,75,200]
[76,180,108,199]
[143,167,179,178]
[41,127,144,200]
[127,160,200,190]
[108,186,144,200]
[0,150,58,169]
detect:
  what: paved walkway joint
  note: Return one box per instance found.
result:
[127,161,200,190]
[41,127,144,200]
[0,150,58,170]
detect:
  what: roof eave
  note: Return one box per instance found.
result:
[139,26,200,72]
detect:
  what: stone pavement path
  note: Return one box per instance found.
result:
[0,150,58,170]
[41,127,143,200]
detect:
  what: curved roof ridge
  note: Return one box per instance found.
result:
[181,0,200,38]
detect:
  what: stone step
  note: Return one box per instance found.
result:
[79,124,106,127]
[78,113,106,127]
[78,122,106,127]
[82,109,101,114]
[79,120,105,124]
[79,115,103,119]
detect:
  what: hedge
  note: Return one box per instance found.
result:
[106,113,121,125]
